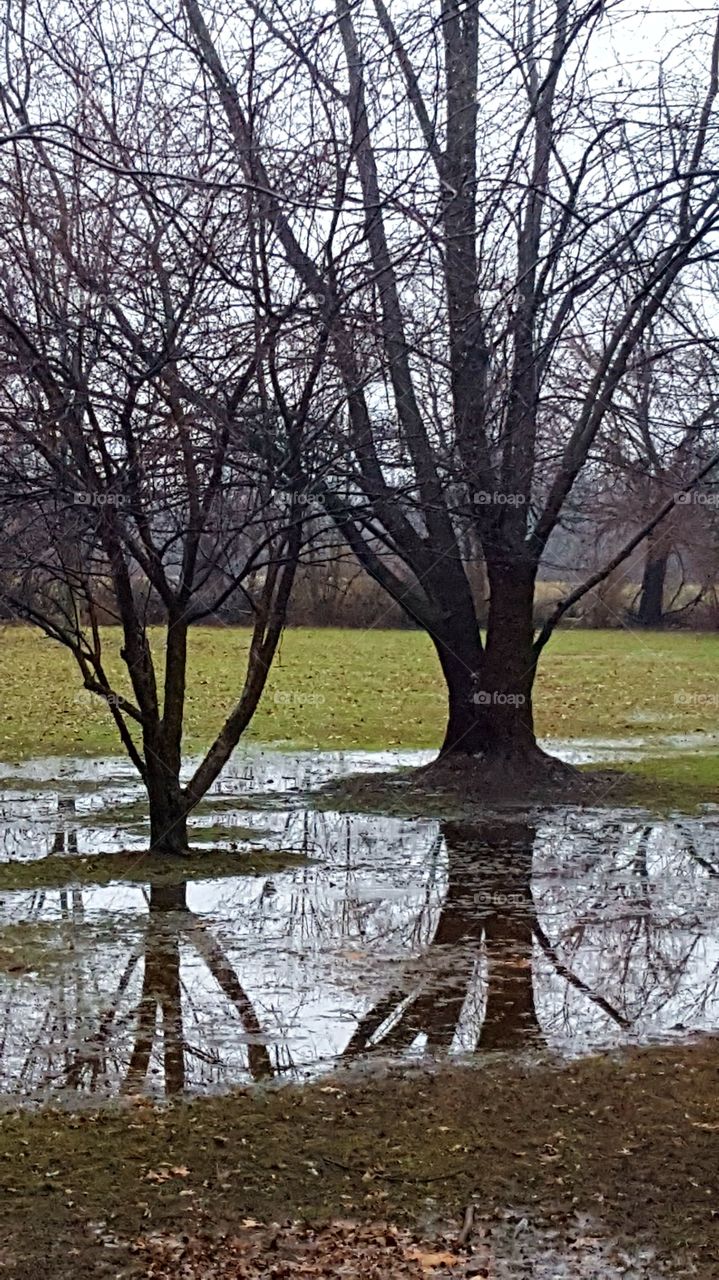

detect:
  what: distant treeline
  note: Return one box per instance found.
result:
[3,559,717,630]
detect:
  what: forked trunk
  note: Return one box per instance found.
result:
[436,560,545,771]
[433,559,572,786]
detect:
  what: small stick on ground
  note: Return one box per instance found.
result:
[457,1204,475,1248]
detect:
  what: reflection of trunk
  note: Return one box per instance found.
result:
[51,796,79,854]
[121,883,273,1096]
[152,883,188,911]
[637,535,668,628]
[123,883,188,1095]
[479,825,539,1049]
[448,819,540,1050]
[345,818,540,1057]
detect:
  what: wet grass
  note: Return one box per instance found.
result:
[313,754,718,822]
[2,623,719,760]
[0,1038,716,1278]
[79,800,151,828]
[0,921,73,976]
[85,804,266,846]
[188,823,271,845]
[0,848,307,891]
[618,753,719,812]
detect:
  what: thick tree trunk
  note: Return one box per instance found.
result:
[433,616,486,756]
[149,797,188,855]
[436,559,549,775]
[637,538,668,628]
[474,558,538,759]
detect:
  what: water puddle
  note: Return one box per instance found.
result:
[0,749,717,1102]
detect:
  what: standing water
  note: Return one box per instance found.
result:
[0,749,716,1103]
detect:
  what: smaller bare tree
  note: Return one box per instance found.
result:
[0,26,327,852]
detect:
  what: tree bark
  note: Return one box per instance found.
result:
[437,559,549,774]
[637,536,668,628]
[432,615,485,756]
[145,744,189,855]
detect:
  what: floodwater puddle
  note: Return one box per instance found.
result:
[0,748,717,1103]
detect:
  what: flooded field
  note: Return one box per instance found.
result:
[0,749,717,1104]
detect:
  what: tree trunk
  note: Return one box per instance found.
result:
[475,558,538,760]
[433,617,486,756]
[637,537,668,628]
[145,748,189,855]
[436,559,549,775]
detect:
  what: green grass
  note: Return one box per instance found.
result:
[0,848,306,892]
[1,623,718,760]
[617,753,719,811]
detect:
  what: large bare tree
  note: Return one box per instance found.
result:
[181,0,719,780]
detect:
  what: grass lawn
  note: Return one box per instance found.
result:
[0,1039,716,1279]
[0,848,307,893]
[0,623,717,761]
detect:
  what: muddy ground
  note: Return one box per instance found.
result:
[0,1037,717,1277]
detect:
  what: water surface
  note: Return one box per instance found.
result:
[0,749,717,1103]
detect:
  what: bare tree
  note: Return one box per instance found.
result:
[592,310,719,627]
[181,0,719,779]
[0,7,328,851]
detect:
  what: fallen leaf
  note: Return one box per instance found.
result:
[408,1247,460,1271]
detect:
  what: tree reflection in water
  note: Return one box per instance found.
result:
[0,804,717,1099]
[346,818,648,1060]
[65,883,275,1096]
[347,820,541,1055]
